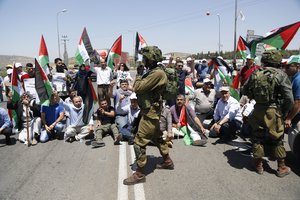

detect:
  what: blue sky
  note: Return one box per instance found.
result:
[0,0,299,60]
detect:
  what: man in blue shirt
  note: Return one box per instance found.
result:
[0,107,13,145]
[40,92,65,142]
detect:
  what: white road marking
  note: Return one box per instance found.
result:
[118,142,128,200]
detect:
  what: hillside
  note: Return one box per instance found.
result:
[0,55,34,70]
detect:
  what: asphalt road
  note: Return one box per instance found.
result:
[0,78,300,200]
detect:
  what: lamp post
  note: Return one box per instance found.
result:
[217,14,221,55]
[56,9,67,58]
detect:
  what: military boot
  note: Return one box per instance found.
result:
[254,158,264,175]
[123,167,146,185]
[156,154,174,170]
[276,159,291,178]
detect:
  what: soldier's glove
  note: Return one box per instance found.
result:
[137,65,144,76]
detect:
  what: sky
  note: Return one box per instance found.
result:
[0,0,299,60]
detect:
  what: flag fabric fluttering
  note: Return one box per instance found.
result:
[35,59,53,106]
[39,35,50,74]
[11,64,22,127]
[239,10,245,21]
[75,27,94,65]
[209,58,240,101]
[107,35,122,70]
[250,21,300,56]
[82,78,97,125]
[179,105,193,145]
[184,77,194,95]
[236,36,250,59]
[134,32,147,61]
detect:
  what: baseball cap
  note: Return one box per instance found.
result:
[6,64,13,69]
[203,78,212,84]
[130,92,137,100]
[246,54,254,60]
[186,57,192,61]
[7,68,13,75]
[15,62,22,68]
[220,86,230,92]
[202,59,207,62]
[287,55,300,65]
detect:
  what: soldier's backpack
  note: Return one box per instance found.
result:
[248,67,278,104]
[162,67,178,101]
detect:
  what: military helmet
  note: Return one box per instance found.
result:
[261,50,282,66]
[139,46,163,62]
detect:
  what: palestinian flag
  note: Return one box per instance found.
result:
[179,105,193,145]
[184,77,194,95]
[75,27,93,65]
[250,21,300,56]
[209,58,240,101]
[134,32,147,61]
[35,59,53,106]
[39,35,50,74]
[107,35,122,70]
[236,36,250,60]
[11,64,21,127]
[82,78,97,124]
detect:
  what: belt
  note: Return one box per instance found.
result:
[116,114,127,117]
[98,84,110,87]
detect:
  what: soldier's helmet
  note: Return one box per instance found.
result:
[139,46,163,62]
[261,50,282,67]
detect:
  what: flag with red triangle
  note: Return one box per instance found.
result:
[236,36,250,60]
[179,105,193,145]
[250,21,300,56]
[107,35,122,70]
[75,27,94,65]
[135,32,147,61]
[39,35,50,74]
[35,59,53,106]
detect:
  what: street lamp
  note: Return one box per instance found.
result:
[56,9,67,58]
[217,14,221,55]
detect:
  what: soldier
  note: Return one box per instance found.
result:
[243,50,294,177]
[123,46,174,185]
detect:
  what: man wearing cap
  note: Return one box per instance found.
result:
[184,57,197,80]
[123,46,173,185]
[196,59,210,84]
[243,50,293,177]
[115,92,140,145]
[189,78,216,123]
[210,86,243,141]
[15,62,26,79]
[284,55,300,149]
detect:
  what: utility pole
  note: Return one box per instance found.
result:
[62,35,69,67]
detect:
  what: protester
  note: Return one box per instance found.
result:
[91,98,121,148]
[209,86,243,142]
[176,61,188,95]
[115,63,133,89]
[40,92,65,142]
[0,107,13,145]
[115,92,140,145]
[73,64,93,102]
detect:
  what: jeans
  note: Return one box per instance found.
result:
[40,122,65,143]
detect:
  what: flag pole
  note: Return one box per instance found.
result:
[233,0,238,67]
[26,105,30,147]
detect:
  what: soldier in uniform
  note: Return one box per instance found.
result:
[243,50,294,177]
[123,46,174,185]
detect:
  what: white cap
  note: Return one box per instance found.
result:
[130,92,137,100]
[217,56,223,60]
[186,57,192,61]
[203,78,212,84]
[7,69,13,75]
[246,54,254,60]
[202,59,207,62]
[220,86,230,92]
[15,62,22,68]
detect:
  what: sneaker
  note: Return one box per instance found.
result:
[91,140,105,148]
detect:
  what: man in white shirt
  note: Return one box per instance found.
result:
[90,58,113,106]
[210,86,243,142]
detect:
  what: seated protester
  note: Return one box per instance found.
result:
[91,98,122,148]
[170,94,208,146]
[0,107,13,145]
[188,78,216,124]
[160,102,173,148]
[7,92,41,145]
[110,79,132,130]
[209,86,243,142]
[62,96,93,142]
[40,92,65,142]
[115,93,140,145]
[63,88,77,126]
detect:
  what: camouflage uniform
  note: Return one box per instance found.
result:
[243,50,294,177]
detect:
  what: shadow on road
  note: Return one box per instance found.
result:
[130,155,163,176]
